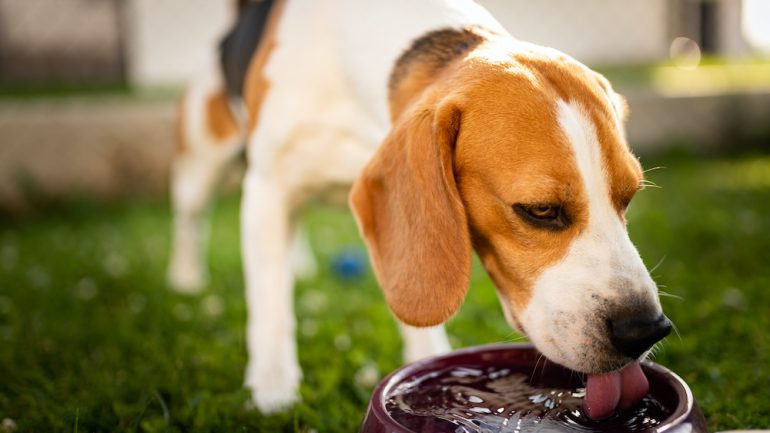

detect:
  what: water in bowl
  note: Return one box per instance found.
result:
[385,365,672,433]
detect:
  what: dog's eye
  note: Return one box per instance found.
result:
[513,203,569,230]
[528,204,558,219]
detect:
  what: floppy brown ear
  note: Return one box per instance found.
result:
[349,101,471,327]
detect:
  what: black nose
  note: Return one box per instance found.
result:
[609,314,672,359]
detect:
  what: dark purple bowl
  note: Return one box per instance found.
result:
[360,343,708,433]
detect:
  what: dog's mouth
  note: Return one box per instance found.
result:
[500,298,659,419]
[501,307,652,420]
[583,362,649,420]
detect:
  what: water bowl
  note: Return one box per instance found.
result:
[360,343,707,433]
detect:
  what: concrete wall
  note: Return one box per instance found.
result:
[627,90,770,154]
[124,0,233,86]
[0,0,123,85]
[0,99,174,210]
[480,0,670,64]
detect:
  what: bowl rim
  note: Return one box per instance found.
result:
[366,342,694,433]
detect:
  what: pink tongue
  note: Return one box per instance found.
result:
[583,363,649,420]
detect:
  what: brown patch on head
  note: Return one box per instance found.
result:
[243,0,286,132]
[388,27,489,120]
[206,90,240,141]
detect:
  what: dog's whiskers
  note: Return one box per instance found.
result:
[645,342,662,361]
[639,179,662,190]
[531,353,545,383]
[639,166,665,191]
[642,166,666,174]
[500,333,529,344]
[669,319,683,344]
[648,254,667,275]
[537,355,549,381]
[657,290,684,301]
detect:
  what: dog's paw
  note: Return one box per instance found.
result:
[166,259,207,294]
[247,384,300,414]
[245,361,302,414]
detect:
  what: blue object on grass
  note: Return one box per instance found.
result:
[331,249,367,280]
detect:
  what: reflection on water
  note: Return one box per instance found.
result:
[386,366,671,433]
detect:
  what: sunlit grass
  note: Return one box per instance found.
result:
[652,62,770,96]
[597,56,770,95]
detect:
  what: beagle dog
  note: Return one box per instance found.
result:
[167,0,671,419]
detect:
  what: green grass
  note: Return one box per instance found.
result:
[0,83,181,103]
[0,83,131,100]
[1,152,769,432]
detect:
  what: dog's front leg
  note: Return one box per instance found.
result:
[399,322,451,363]
[167,152,225,293]
[241,170,301,413]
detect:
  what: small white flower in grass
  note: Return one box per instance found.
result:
[354,362,380,388]
[708,366,722,381]
[102,253,128,278]
[75,278,98,301]
[721,287,746,310]
[300,318,318,337]
[127,293,146,314]
[172,303,193,321]
[200,294,224,318]
[1,418,16,432]
[143,236,165,261]
[334,334,351,352]
[300,289,327,313]
[352,319,372,335]
[0,296,11,315]
[115,369,127,386]
[1,245,17,271]
[737,210,759,235]
[52,229,69,250]
[27,266,49,289]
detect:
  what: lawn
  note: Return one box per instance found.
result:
[0,151,769,432]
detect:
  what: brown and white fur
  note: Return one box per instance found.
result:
[168,0,666,413]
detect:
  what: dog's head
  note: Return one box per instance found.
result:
[350,41,669,374]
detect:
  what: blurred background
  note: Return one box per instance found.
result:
[1,1,769,432]
[1,0,770,206]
